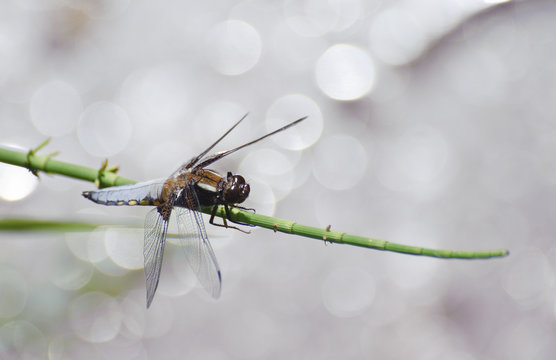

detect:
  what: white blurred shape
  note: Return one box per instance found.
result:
[121,292,174,339]
[0,160,38,201]
[312,134,367,190]
[0,31,21,86]
[95,336,148,360]
[270,22,327,71]
[64,0,132,18]
[244,179,275,216]
[375,125,448,195]
[0,268,28,318]
[65,228,108,264]
[30,80,82,136]
[105,228,144,270]
[10,0,56,11]
[239,148,295,201]
[266,93,323,150]
[386,222,442,290]
[387,254,440,291]
[321,266,375,317]
[70,292,122,343]
[205,20,261,76]
[120,64,192,131]
[369,67,408,103]
[449,50,506,104]
[284,0,363,37]
[144,141,191,180]
[94,257,129,277]
[158,248,196,298]
[503,247,553,307]
[480,151,533,202]
[224,310,276,359]
[77,101,132,157]
[86,229,108,263]
[48,336,97,360]
[315,44,375,100]
[195,101,249,148]
[50,251,93,291]
[2,320,47,360]
[244,148,295,177]
[369,7,427,66]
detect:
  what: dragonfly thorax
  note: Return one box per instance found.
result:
[221,173,250,204]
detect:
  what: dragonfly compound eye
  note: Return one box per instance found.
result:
[225,175,250,204]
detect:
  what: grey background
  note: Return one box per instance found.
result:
[0,0,554,359]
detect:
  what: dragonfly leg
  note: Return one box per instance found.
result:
[233,205,256,213]
[224,204,255,228]
[209,205,251,234]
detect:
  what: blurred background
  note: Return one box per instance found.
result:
[0,0,554,358]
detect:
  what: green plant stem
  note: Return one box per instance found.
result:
[0,144,509,259]
[212,207,508,259]
[0,218,99,232]
[0,146,134,188]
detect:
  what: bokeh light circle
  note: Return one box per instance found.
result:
[502,247,552,307]
[2,320,47,359]
[375,125,448,194]
[121,293,174,339]
[105,228,144,270]
[194,101,249,149]
[70,292,122,343]
[239,148,296,201]
[65,228,108,264]
[205,20,261,76]
[50,250,94,291]
[312,134,367,190]
[119,64,193,134]
[77,101,132,157]
[30,80,82,136]
[0,159,38,201]
[266,93,323,150]
[284,0,364,37]
[0,268,28,318]
[315,44,375,100]
[369,8,427,66]
[321,266,375,317]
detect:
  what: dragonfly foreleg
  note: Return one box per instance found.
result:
[209,205,252,234]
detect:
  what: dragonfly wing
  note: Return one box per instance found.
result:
[174,189,222,298]
[144,207,170,308]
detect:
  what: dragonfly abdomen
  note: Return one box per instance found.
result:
[82,192,161,206]
[82,179,165,207]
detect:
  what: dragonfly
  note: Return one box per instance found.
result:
[82,115,307,307]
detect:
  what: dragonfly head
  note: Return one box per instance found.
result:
[223,173,250,204]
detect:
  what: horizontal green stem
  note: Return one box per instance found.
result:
[0,146,134,188]
[0,218,99,232]
[211,207,508,259]
[0,143,509,259]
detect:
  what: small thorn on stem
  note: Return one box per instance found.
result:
[26,137,55,178]
[323,224,332,245]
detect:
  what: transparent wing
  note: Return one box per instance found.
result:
[144,208,169,308]
[174,187,222,298]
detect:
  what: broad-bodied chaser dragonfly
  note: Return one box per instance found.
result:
[83,115,306,307]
